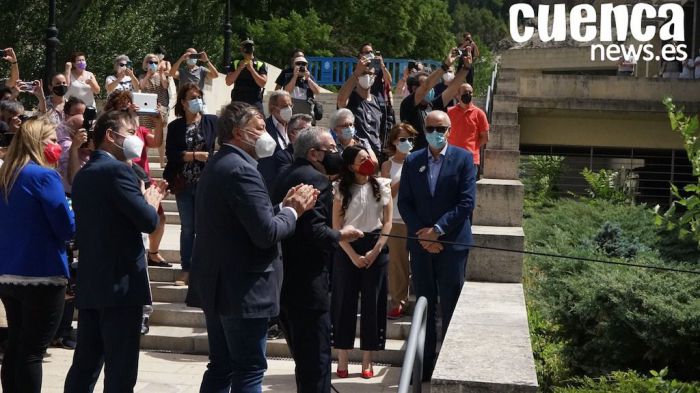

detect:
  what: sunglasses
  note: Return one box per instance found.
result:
[295,62,308,66]
[425,126,449,134]
[147,61,158,65]
[119,63,127,67]
[398,137,415,143]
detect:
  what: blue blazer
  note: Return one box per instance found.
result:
[0,163,74,277]
[72,151,159,308]
[258,116,287,190]
[186,144,297,318]
[397,145,476,253]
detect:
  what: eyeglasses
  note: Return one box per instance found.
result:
[147,61,158,65]
[398,137,415,143]
[295,62,308,67]
[425,126,449,134]
[316,146,338,153]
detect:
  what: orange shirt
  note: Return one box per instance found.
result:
[447,104,489,165]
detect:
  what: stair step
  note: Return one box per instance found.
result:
[151,282,189,303]
[140,325,406,365]
[165,211,181,225]
[149,301,413,340]
[162,199,178,213]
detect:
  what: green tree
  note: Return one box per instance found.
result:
[452,2,507,49]
[246,10,334,67]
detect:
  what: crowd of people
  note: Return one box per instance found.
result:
[0,35,490,393]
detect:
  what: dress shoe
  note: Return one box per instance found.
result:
[141,316,150,335]
[147,252,172,267]
[336,369,349,378]
[361,369,374,379]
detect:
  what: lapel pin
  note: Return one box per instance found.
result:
[419,165,426,173]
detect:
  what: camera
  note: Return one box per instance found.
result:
[188,53,201,60]
[80,106,97,148]
[126,60,133,69]
[242,44,254,55]
[298,65,306,74]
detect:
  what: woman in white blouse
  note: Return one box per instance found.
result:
[331,145,392,379]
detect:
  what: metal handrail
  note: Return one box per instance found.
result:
[398,296,428,393]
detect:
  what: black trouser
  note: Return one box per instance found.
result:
[63,306,143,393]
[54,298,75,340]
[0,283,66,393]
[279,304,331,393]
[331,234,388,351]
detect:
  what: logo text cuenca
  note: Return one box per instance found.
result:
[509,3,688,62]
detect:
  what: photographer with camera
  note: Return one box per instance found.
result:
[226,39,268,112]
[359,43,395,157]
[336,56,382,159]
[282,55,322,119]
[274,49,305,90]
[458,33,479,86]
[106,55,140,94]
[399,48,470,150]
[171,48,219,92]
[56,97,91,194]
[2,48,20,93]
[395,61,425,98]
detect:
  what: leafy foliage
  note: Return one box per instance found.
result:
[521,155,566,200]
[656,98,700,245]
[581,168,631,204]
[524,199,700,390]
[554,369,700,393]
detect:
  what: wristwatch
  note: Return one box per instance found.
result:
[433,225,445,236]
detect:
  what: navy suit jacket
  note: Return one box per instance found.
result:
[186,144,297,318]
[72,150,159,309]
[397,145,476,253]
[258,116,287,190]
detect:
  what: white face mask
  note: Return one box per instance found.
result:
[112,131,144,160]
[279,106,293,123]
[358,75,375,89]
[242,129,277,159]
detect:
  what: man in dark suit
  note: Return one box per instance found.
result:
[397,110,477,381]
[272,113,313,178]
[271,127,363,392]
[259,90,294,189]
[64,110,167,393]
[187,102,317,393]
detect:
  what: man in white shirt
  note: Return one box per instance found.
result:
[259,90,294,188]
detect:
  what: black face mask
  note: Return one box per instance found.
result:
[321,151,343,176]
[52,85,68,97]
[460,93,472,105]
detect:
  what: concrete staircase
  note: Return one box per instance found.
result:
[144,155,408,366]
[431,68,538,392]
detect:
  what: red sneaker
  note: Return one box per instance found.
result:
[387,305,403,320]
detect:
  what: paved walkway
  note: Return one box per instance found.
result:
[41,348,406,392]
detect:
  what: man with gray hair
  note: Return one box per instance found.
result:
[271,127,363,393]
[273,113,313,177]
[259,90,294,188]
[187,101,318,393]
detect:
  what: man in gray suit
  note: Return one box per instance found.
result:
[187,101,317,393]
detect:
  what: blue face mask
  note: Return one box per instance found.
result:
[148,63,158,72]
[188,98,204,114]
[425,130,447,150]
[397,140,413,154]
[341,127,356,140]
[424,88,435,103]
[186,58,197,67]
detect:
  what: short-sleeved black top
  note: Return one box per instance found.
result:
[230,58,268,105]
[400,93,445,150]
[346,90,382,156]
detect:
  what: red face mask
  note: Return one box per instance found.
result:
[43,143,62,165]
[357,159,375,176]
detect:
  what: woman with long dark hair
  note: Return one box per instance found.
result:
[0,117,74,393]
[331,145,392,379]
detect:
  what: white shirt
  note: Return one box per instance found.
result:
[271,116,289,149]
[106,75,134,92]
[334,177,391,233]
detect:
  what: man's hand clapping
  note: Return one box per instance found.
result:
[283,184,319,217]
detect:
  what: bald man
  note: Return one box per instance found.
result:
[447,83,489,167]
[397,110,477,381]
[170,47,219,91]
